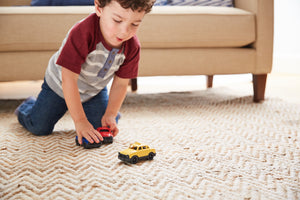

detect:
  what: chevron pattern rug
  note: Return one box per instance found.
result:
[1,88,300,199]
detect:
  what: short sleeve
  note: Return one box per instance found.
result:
[115,35,140,79]
[56,19,93,74]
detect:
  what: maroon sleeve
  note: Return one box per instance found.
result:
[115,35,140,79]
[56,16,95,74]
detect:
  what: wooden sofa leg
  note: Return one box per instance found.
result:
[130,78,138,92]
[253,74,267,103]
[206,75,213,88]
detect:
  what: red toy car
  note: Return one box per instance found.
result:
[97,127,113,144]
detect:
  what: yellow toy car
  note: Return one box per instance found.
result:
[118,142,156,164]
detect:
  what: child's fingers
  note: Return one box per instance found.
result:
[85,129,103,143]
[93,129,103,141]
[101,116,119,136]
[84,134,94,143]
[79,129,94,143]
[111,125,119,137]
[78,135,83,145]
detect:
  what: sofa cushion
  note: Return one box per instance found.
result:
[0,6,255,52]
[155,0,233,7]
[31,0,93,6]
[0,0,31,6]
[138,6,255,48]
[0,6,94,52]
[31,0,233,7]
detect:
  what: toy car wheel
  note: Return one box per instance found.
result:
[130,156,139,164]
[103,136,113,144]
[75,138,80,146]
[108,137,113,143]
[148,152,155,160]
[83,141,102,149]
[83,142,90,149]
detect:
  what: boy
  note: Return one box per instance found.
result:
[15,0,155,145]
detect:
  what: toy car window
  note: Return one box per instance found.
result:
[130,146,137,150]
[143,147,146,149]
[138,147,142,150]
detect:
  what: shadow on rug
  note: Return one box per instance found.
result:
[1,89,299,199]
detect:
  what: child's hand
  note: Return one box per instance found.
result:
[101,115,119,137]
[75,119,103,145]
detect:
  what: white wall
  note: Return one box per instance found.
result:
[273,0,300,73]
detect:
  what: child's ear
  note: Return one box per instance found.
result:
[94,0,102,17]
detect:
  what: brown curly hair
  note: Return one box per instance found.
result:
[95,0,155,13]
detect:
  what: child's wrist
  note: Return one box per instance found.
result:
[104,111,117,118]
[74,117,88,123]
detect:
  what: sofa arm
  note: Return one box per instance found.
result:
[0,0,31,6]
[235,0,274,74]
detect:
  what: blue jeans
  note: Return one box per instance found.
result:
[17,80,109,136]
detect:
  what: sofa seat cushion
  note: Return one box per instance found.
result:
[0,6,255,52]
[138,6,255,48]
[155,0,233,7]
[30,0,94,6]
[0,6,95,52]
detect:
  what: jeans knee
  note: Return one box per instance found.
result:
[30,126,53,136]
[18,115,53,136]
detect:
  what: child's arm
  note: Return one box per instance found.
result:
[101,75,129,137]
[61,67,102,144]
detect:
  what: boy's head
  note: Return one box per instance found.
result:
[94,0,155,48]
[95,0,155,13]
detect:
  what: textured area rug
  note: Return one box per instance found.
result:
[1,88,300,199]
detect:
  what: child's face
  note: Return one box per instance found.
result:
[95,0,146,48]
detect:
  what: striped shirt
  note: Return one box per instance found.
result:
[45,13,140,102]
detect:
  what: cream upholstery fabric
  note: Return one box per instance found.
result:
[138,6,255,48]
[0,0,273,83]
[0,6,254,51]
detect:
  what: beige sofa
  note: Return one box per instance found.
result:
[0,0,273,102]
